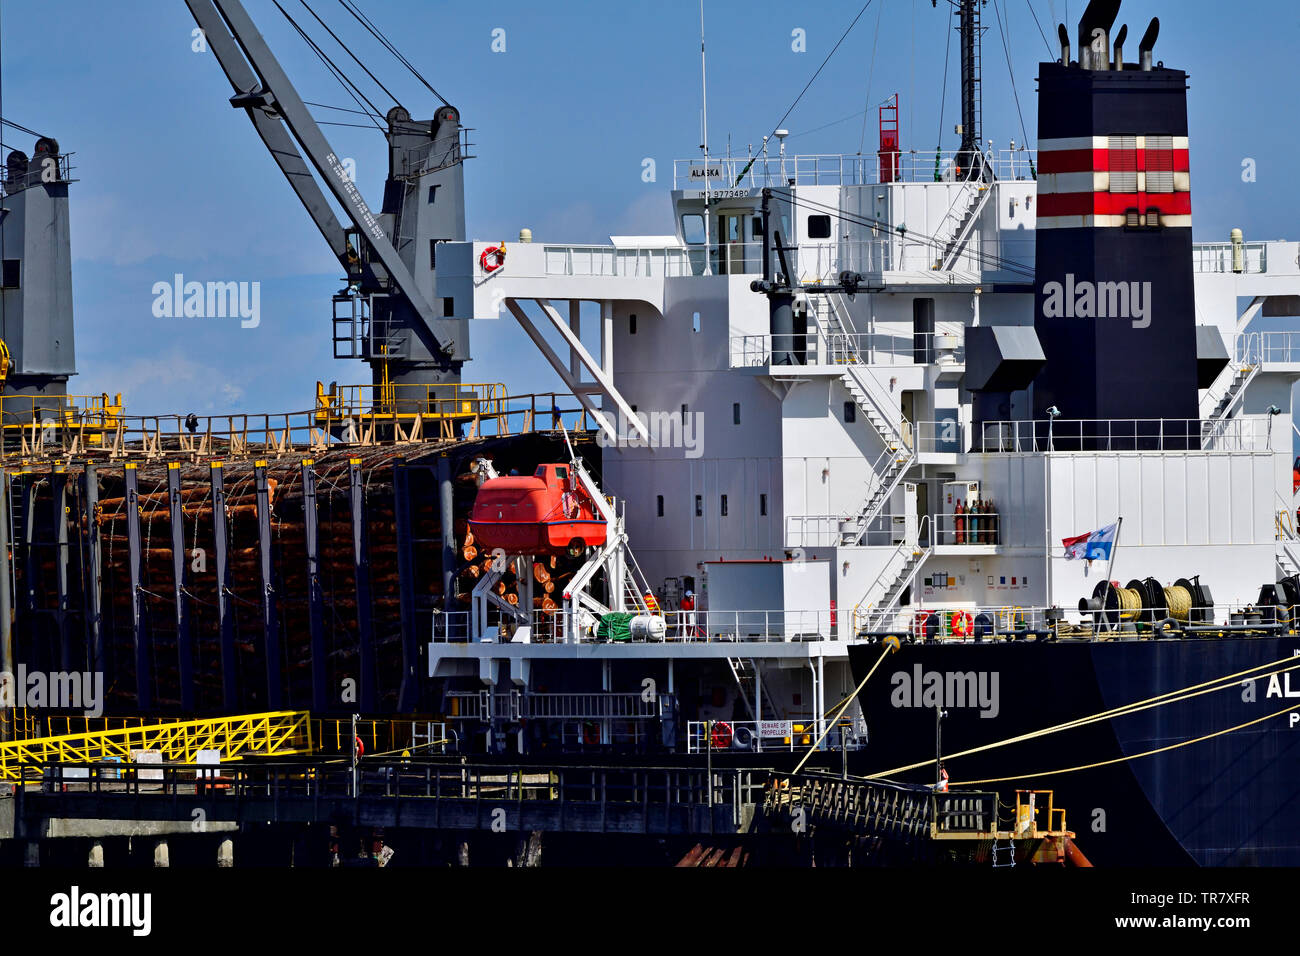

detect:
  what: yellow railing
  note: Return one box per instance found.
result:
[0,710,314,781]
[315,381,506,423]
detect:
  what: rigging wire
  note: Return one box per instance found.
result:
[304,99,384,119]
[855,0,886,155]
[772,187,1036,279]
[296,0,402,111]
[1024,0,1055,56]
[992,0,1034,150]
[732,0,879,185]
[935,1,953,171]
[337,0,449,107]
[273,0,385,131]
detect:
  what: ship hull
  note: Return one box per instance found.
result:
[848,636,1300,866]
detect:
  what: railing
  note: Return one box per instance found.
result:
[971,418,1270,452]
[673,149,1038,189]
[684,717,865,754]
[0,389,601,463]
[1236,330,1300,365]
[729,329,965,369]
[445,691,660,721]
[1192,241,1268,274]
[543,243,693,278]
[3,152,75,194]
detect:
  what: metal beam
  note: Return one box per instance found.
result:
[393,461,419,712]
[301,459,327,710]
[210,463,237,712]
[0,468,12,694]
[254,461,282,709]
[167,463,195,711]
[437,454,456,612]
[19,471,36,618]
[123,464,151,710]
[51,468,69,672]
[348,458,377,712]
[80,465,104,680]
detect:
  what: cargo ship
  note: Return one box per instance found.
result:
[2,0,1298,867]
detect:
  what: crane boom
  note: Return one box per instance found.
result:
[185,0,460,368]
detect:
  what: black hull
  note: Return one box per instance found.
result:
[848,637,1300,866]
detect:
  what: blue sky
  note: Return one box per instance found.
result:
[1,0,1294,415]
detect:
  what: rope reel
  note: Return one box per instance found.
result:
[1081,575,1212,633]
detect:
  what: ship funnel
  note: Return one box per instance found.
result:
[1058,24,1071,64]
[1077,0,1121,70]
[1139,17,1160,71]
[1112,24,1128,70]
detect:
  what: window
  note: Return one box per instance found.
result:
[443,297,455,317]
[694,495,703,517]
[732,402,741,425]
[682,214,706,245]
[429,240,437,270]
[751,214,765,238]
[807,214,832,239]
[844,401,856,423]
[427,184,440,203]
[759,493,768,516]
[692,311,701,333]
[629,313,637,334]
[720,495,728,516]
[1,259,18,289]
[554,466,569,481]
[656,495,664,517]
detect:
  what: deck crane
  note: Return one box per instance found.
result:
[184,0,470,404]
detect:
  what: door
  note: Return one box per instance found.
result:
[717,213,747,275]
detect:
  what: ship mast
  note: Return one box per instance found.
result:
[938,0,985,177]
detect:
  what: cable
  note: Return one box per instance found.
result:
[952,704,1298,786]
[793,637,897,774]
[337,0,449,107]
[1024,0,1055,57]
[273,0,385,131]
[304,100,383,118]
[296,0,402,111]
[855,0,886,155]
[868,654,1300,780]
[733,0,879,186]
[992,0,1034,153]
[770,187,1036,279]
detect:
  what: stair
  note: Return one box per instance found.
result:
[932,184,989,271]
[811,295,862,364]
[727,658,757,720]
[1200,362,1259,448]
[854,536,933,635]
[837,366,915,546]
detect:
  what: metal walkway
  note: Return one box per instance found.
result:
[0,711,313,781]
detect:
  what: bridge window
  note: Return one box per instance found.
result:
[695,495,703,517]
[751,214,765,238]
[682,214,705,245]
[807,215,832,239]
[657,495,664,517]
[720,494,729,516]
[760,493,768,516]
[693,311,701,333]
[733,402,741,425]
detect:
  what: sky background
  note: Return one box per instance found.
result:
[0,0,1294,416]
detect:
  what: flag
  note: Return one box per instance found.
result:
[1063,522,1118,561]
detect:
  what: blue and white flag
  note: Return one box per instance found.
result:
[1062,522,1118,561]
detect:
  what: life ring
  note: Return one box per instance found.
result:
[354,736,365,757]
[710,721,733,750]
[582,721,600,746]
[951,610,973,638]
[480,243,506,273]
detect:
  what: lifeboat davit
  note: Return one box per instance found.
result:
[469,463,608,557]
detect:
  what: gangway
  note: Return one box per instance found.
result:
[0,710,313,781]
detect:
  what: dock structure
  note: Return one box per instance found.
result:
[0,760,1082,867]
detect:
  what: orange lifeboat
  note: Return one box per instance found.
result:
[469,463,608,557]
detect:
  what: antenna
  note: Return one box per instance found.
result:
[699,0,712,276]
